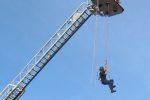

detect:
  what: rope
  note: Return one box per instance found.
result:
[91,0,111,84]
[104,1,111,80]
[91,10,99,84]
[104,18,109,61]
[91,0,100,84]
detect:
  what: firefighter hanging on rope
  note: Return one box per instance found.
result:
[98,62,116,93]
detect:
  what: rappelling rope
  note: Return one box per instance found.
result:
[104,18,109,63]
[105,2,116,96]
[104,1,111,80]
[91,0,100,84]
[105,17,111,80]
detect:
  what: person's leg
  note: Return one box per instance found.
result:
[110,79,116,88]
[108,79,116,93]
[102,79,116,93]
[110,79,114,83]
[101,80,108,85]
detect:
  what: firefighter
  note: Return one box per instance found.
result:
[98,65,116,93]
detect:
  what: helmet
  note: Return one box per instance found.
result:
[99,66,104,71]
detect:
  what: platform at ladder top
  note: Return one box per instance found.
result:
[91,0,124,16]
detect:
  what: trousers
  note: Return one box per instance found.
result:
[101,79,114,91]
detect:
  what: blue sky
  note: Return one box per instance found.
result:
[0,0,150,100]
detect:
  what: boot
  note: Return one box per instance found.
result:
[113,85,116,88]
[111,90,116,93]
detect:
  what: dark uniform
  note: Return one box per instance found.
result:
[99,66,116,93]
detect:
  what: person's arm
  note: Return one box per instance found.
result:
[104,64,108,74]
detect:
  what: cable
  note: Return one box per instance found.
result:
[91,0,100,85]
[104,1,111,80]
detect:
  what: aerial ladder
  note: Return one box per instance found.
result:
[0,0,124,99]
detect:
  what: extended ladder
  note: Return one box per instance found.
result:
[0,2,94,100]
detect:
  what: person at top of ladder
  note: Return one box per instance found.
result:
[98,62,116,93]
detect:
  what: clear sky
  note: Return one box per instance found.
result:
[0,0,150,100]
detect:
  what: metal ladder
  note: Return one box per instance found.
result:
[0,2,94,100]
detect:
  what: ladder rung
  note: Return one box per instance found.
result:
[43,57,48,60]
[14,89,20,93]
[65,33,71,37]
[8,96,14,99]
[74,20,80,25]
[35,65,41,69]
[61,35,68,40]
[54,44,59,48]
[32,69,38,73]
[46,53,51,58]
[41,58,48,63]
[51,48,57,52]
[45,57,49,60]
[69,27,74,31]
[66,32,71,36]
[25,76,31,81]
[72,24,77,28]
[73,23,78,27]
[70,28,75,32]
[59,38,65,42]
[10,93,16,98]
[29,73,34,77]
[80,16,85,20]
[57,40,63,44]
[12,93,17,97]
[55,43,61,48]
[40,61,45,64]
[84,11,88,16]
[68,29,73,33]
[76,20,82,25]
[77,17,83,22]
[10,93,16,97]
[22,81,27,85]
[65,34,71,38]
[48,50,54,55]
[18,86,24,90]
[50,49,55,52]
